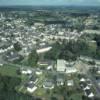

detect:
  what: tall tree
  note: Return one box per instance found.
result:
[28,49,39,67]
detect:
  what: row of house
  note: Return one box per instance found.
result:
[80,77,94,99]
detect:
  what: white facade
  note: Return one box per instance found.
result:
[67,80,74,86]
[56,59,66,72]
[66,67,77,74]
[36,47,52,54]
[27,86,37,93]
[21,69,32,75]
[56,59,77,73]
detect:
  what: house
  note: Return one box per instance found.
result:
[5,51,21,62]
[84,89,94,98]
[79,56,93,62]
[38,61,49,66]
[97,80,100,87]
[34,22,44,26]
[57,77,64,86]
[67,80,74,86]
[47,65,53,70]
[43,79,54,89]
[29,75,38,84]
[80,82,87,89]
[88,92,94,98]
[66,67,77,74]
[21,69,32,75]
[86,79,92,86]
[26,83,37,93]
[80,78,86,82]
[38,60,53,67]
[35,69,43,75]
[56,59,66,72]
[95,60,100,65]
[97,70,100,74]
[0,63,3,66]
[83,85,90,91]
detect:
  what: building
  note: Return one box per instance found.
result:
[84,89,94,98]
[36,46,52,54]
[67,80,74,86]
[57,77,64,86]
[80,78,86,82]
[56,74,64,86]
[26,83,37,93]
[34,22,44,26]
[43,79,54,89]
[56,59,77,73]
[66,67,77,74]
[29,75,38,84]
[5,51,21,62]
[56,59,66,72]
[35,69,43,75]
[21,69,32,75]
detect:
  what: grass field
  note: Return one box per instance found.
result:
[0,64,19,77]
[69,93,82,100]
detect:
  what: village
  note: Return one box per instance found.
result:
[0,10,100,100]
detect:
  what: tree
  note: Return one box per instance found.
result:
[96,47,100,59]
[94,35,100,47]
[44,42,61,60]
[51,97,58,100]
[14,42,22,51]
[28,49,39,67]
[0,74,21,92]
[0,75,33,100]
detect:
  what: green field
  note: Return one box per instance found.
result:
[0,64,19,77]
[69,93,82,100]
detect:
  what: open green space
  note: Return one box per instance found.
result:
[34,88,46,97]
[69,93,82,100]
[0,64,19,77]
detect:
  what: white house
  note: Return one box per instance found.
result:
[80,78,86,82]
[67,80,74,86]
[27,83,37,93]
[21,69,32,75]
[43,79,54,90]
[83,86,90,91]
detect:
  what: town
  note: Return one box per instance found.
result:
[0,6,100,100]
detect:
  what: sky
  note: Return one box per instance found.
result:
[0,0,100,6]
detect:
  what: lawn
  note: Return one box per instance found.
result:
[69,93,82,100]
[33,88,46,97]
[0,64,19,77]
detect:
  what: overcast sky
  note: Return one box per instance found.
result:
[0,0,100,6]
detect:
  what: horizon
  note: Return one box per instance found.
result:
[0,5,100,7]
